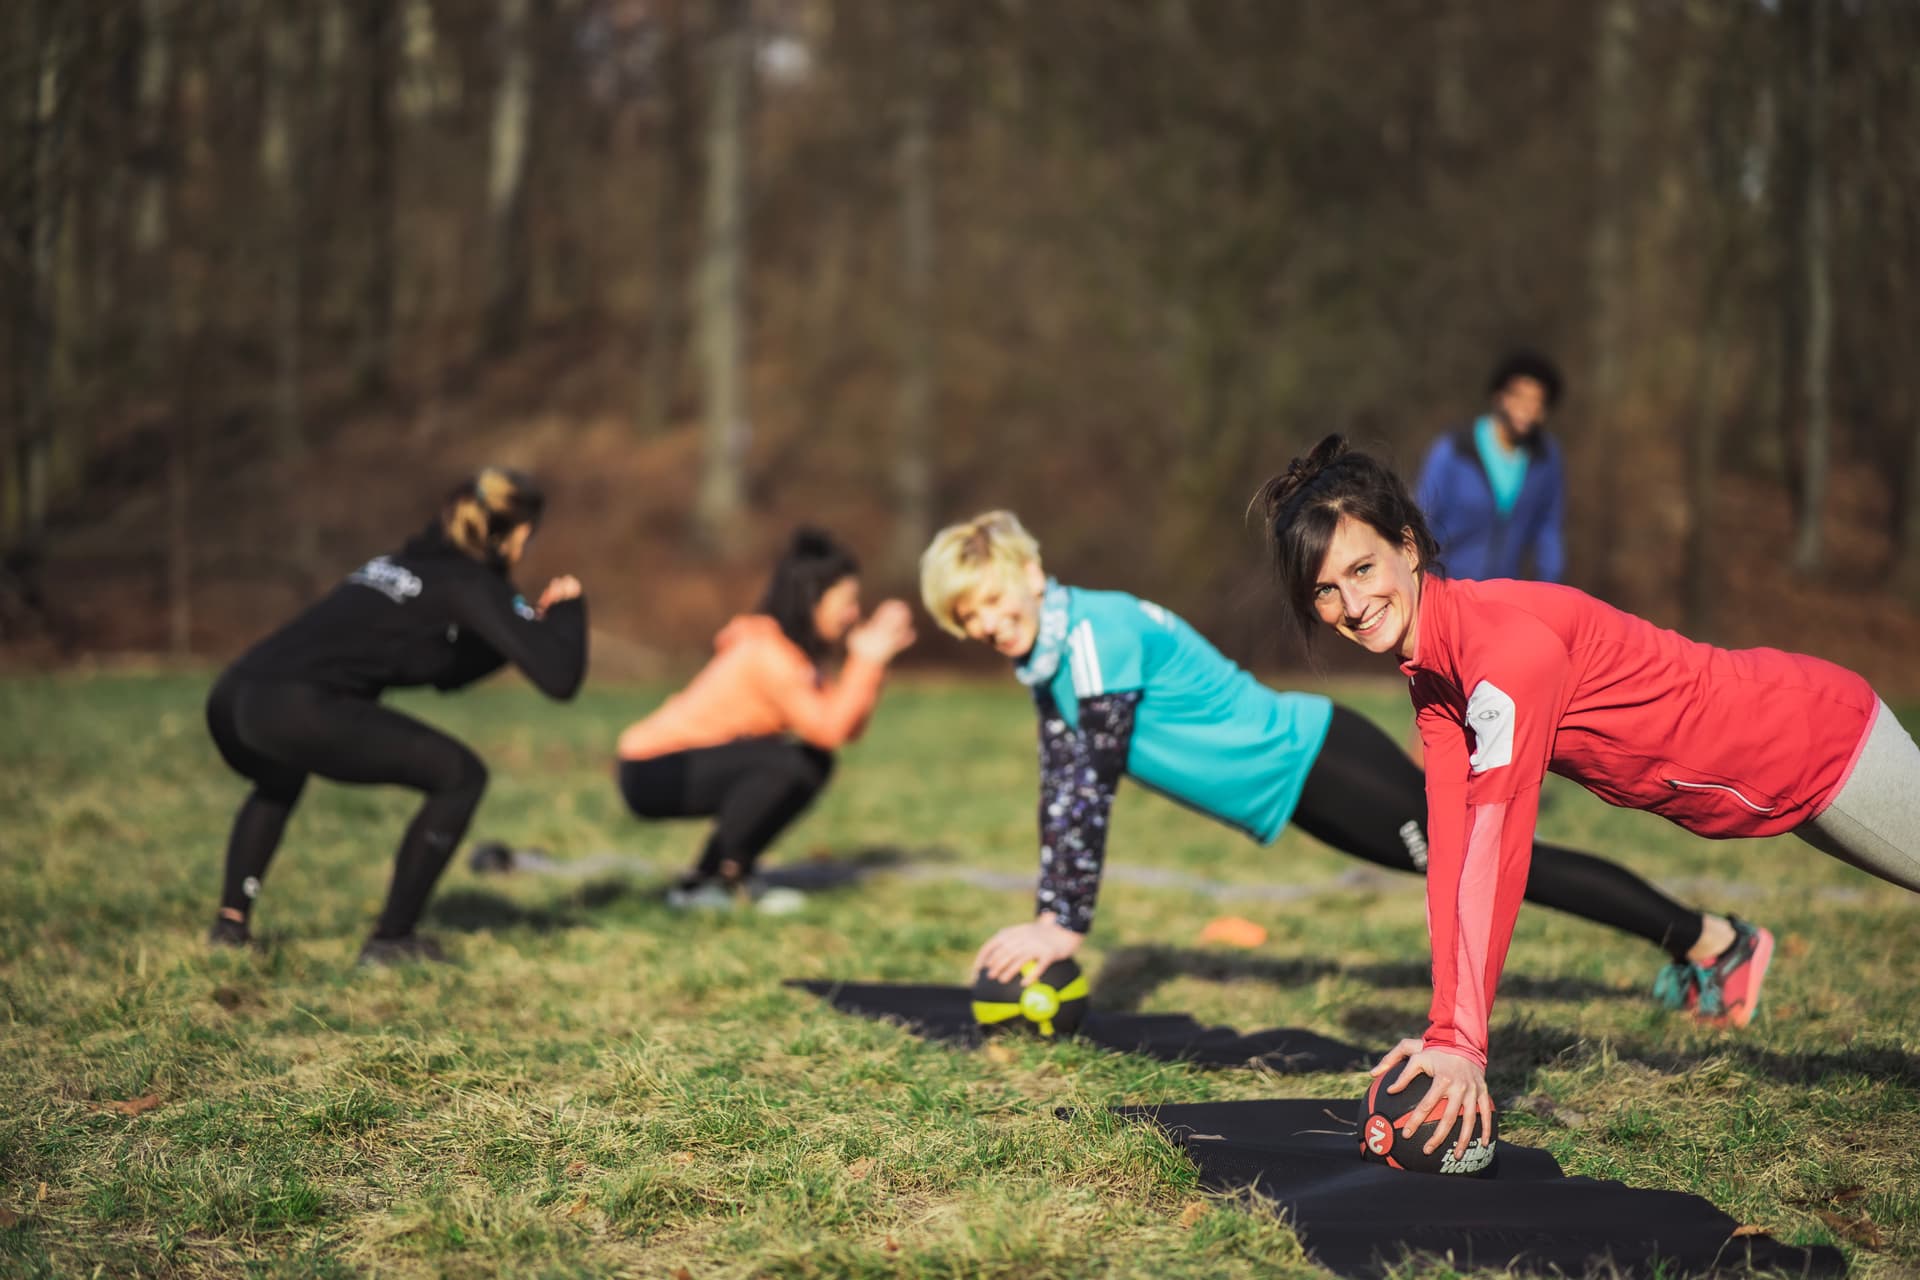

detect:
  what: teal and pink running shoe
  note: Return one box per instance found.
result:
[1649,917,1775,1029]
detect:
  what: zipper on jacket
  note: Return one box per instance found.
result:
[1664,778,1777,814]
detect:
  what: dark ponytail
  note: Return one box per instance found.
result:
[1252,435,1443,647]
[761,527,860,661]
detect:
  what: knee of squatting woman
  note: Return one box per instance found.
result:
[1257,434,1920,1160]
[919,510,1762,1024]
[616,528,916,911]
[206,467,587,966]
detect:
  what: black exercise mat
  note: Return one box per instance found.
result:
[786,980,1371,1072]
[1100,1098,1845,1279]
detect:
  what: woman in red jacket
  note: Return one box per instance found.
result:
[1257,435,1920,1160]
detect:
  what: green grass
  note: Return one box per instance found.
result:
[1,674,1916,1278]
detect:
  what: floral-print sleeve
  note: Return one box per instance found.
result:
[1033,687,1140,934]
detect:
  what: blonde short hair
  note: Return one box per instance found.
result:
[919,510,1042,638]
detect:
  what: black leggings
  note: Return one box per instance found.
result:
[618,737,835,881]
[206,675,488,938]
[1293,705,1704,959]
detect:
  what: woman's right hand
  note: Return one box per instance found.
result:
[847,599,917,664]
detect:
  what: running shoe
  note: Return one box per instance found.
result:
[748,882,808,916]
[358,933,454,967]
[1689,917,1775,1028]
[1650,958,1694,1011]
[207,915,252,949]
[665,877,737,911]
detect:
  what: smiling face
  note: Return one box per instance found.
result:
[811,575,863,646]
[952,560,1048,659]
[1311,514,1424,659]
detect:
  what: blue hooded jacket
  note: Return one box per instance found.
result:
[1415,424,1566,582]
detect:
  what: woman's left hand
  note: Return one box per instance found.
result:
[537,575,583,615]
[1372,1038,1493,1158]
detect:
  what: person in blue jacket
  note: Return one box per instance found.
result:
[1415,351,1567,582]
[919,510,1760,1012]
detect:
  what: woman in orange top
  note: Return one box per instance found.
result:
[618,528,916,908]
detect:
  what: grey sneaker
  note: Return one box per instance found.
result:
[665,878,737,911]
[749,882,807,916]
[358,934,453,967]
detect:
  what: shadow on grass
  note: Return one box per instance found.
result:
[757,843,953,891]
[1094,943,1630,1013]
[1504,1020,1920,1089]
[426,879,639,934]
[428,845,955,934]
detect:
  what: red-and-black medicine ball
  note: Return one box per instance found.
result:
[971,959,1089,1038]
[1356,1074,1499,1176]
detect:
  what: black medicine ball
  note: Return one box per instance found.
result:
[971,959,1089,1038]
[1356,1074,1499,1176]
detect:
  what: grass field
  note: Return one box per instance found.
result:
[2,674,1917,1278]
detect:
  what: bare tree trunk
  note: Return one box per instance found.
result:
[354,0,398,397]
[167,37,206,656]
[642,0,695,436]
[483,0,534,358]
[1431,0,1471,148]
[693,0,751,552]
[262,0,315,578]
[1585,0,1634,597]
[12,0,67,553]
[1896,385,1920,604]
[889,0,936,576]
[1791,0,1832,572]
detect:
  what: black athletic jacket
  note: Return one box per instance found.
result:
[224,525,587,700]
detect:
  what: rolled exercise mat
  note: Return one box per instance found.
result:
[786,979,1371,1072]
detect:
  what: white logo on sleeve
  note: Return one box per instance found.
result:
[1465,680,1515,774]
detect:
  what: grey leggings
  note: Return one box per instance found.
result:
[1795,699,1920,893]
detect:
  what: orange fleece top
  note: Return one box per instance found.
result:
[617,614,886,759]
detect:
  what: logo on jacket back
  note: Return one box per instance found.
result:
[1465,680,1515,773]
[348,556,423,604]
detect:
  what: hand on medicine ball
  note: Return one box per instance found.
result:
[973,915,1084,985]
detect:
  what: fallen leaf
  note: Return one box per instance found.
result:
[0,1207,18,1229]
[984,1043,1016,1065]
[1782,933,1812,959]
[668,1150,696,1166]
[846,1157,875,1180]
[35,1183,46,1202]
[563,1160,587,1177]
[1178,1201,1210,1229]
[94,1094,161,1117]
[1731,1224,1770,1238]
[564,1193,590,1217]
[1831,1186,1868,1203]
[673,1269,692,1280]
[1813,1210,1885,1249]
[883,1236,901,1253]
[1502,1093,1587,1129]
[1198,916,1268,949]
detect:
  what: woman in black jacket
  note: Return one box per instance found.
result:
[204,468,587,964]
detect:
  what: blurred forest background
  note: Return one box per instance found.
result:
[2,0,1918,683]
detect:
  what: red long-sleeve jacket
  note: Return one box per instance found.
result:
[1401,575,1876,1067]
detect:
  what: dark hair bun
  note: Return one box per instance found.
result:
[789,526,839,559]
[1253,434,1350,525]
